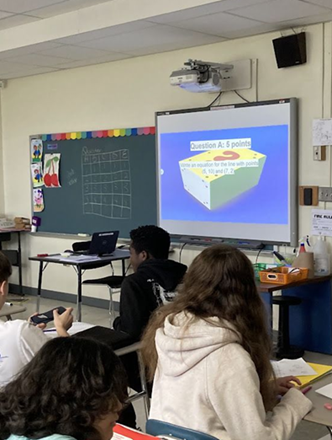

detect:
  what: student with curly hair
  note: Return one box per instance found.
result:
[142,245,312,440]
[0,337,127,440]
[113,225,187,340]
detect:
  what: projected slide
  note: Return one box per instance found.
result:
[179,145,266,211]
[160,125,288,225]
[156,99,296,244]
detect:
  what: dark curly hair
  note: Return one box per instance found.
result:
[130,225,170,260]
[0,337,128,440]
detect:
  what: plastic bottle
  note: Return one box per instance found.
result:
[299,242,306,253]
[313,237,331,276]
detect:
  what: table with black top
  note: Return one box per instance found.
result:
[0,229,26,295]
[29,249,130,321]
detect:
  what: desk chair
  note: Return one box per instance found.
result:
[273,295,304,359]
[146,420,219,440]
[72,241,125,323]
[0,304,26,320]
[115,342,150,420]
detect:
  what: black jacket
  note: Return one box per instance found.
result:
[113,259,187,340]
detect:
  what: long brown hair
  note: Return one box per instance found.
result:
[142,244,275,410]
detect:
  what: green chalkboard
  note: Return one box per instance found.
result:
[31,130,157,238]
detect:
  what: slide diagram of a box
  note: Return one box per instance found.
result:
[179,148,266,210]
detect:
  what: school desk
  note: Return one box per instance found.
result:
[257,276,332,354]
[29,249,130,321]
[0,303,26,320]
[303,372,332,439]
[0,229,26,295]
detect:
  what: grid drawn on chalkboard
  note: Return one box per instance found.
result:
[82,148,132,219]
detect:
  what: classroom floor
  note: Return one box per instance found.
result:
[9,294,332,440]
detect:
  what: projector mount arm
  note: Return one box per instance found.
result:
[183,59,234,84]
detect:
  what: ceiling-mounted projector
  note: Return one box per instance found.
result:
[170,59,233,93]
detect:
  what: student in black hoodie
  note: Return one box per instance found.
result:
[113,225,187,340]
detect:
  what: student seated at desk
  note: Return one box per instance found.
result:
[0,252,73,387]
[113,225,187,340]
[142,245,312,440]
[0,337,127,440]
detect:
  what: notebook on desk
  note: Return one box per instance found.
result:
[113,424,156,440]
[296,362,332,389]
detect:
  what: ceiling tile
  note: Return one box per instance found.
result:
[0,60,30,75]
[170,12,264,37]
[0,47,34,60]
[3,66,59,79]
[276,10,332,26]
[211,22,281,39]
[37,44,112,60]
[301,0,332,9]
[55,52,132,68]
[0,0,64,14]
[8,53,72,67]
[0,14,41,30]
[54,21,156,45]
[77,25,223,52]
[148,0,274,24]
[123,36,226,57]
[228,0,330,23]
[29,0,113,18]
[0,42,63,60]
[0,10,12,19]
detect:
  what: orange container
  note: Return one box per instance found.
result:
[259,266,309,285]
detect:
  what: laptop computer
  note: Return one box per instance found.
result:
[88,230,119,256]
[73,231,119,256]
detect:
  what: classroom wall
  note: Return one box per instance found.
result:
[1,22,332,304]
[0,94,5,214]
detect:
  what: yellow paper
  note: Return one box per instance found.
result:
[296,362,332,388]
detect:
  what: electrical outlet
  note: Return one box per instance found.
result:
[314,145,326,161]
[319,186,332,202]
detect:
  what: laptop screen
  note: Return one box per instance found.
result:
[89,231,119,255]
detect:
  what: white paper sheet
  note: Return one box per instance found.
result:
[313,119,332,146]
[312,209,332,237]
[113,434,131,440]
[44,322,95,339]
[316,383,332,399]
[59,255,101,263]
[271,358,317,377]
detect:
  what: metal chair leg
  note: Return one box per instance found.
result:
[108,286,114,326]
[137,349,150,418]
[114,342,150,424]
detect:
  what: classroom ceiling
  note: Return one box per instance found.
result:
[0,0,331,80]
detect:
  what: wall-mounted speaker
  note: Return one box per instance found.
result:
[273,32,307,68]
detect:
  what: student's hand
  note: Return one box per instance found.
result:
[276,376,301,395]
[54,307,73,337]
[28,313,47,330]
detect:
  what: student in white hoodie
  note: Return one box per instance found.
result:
[0,252,73,387]
[142,244,312,440]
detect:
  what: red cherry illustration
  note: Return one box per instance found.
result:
[44,173,52,186]
[51,174,59,187]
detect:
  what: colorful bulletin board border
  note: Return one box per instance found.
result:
[40,127,155,141]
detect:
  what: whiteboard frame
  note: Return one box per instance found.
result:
[155,98,298,247]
